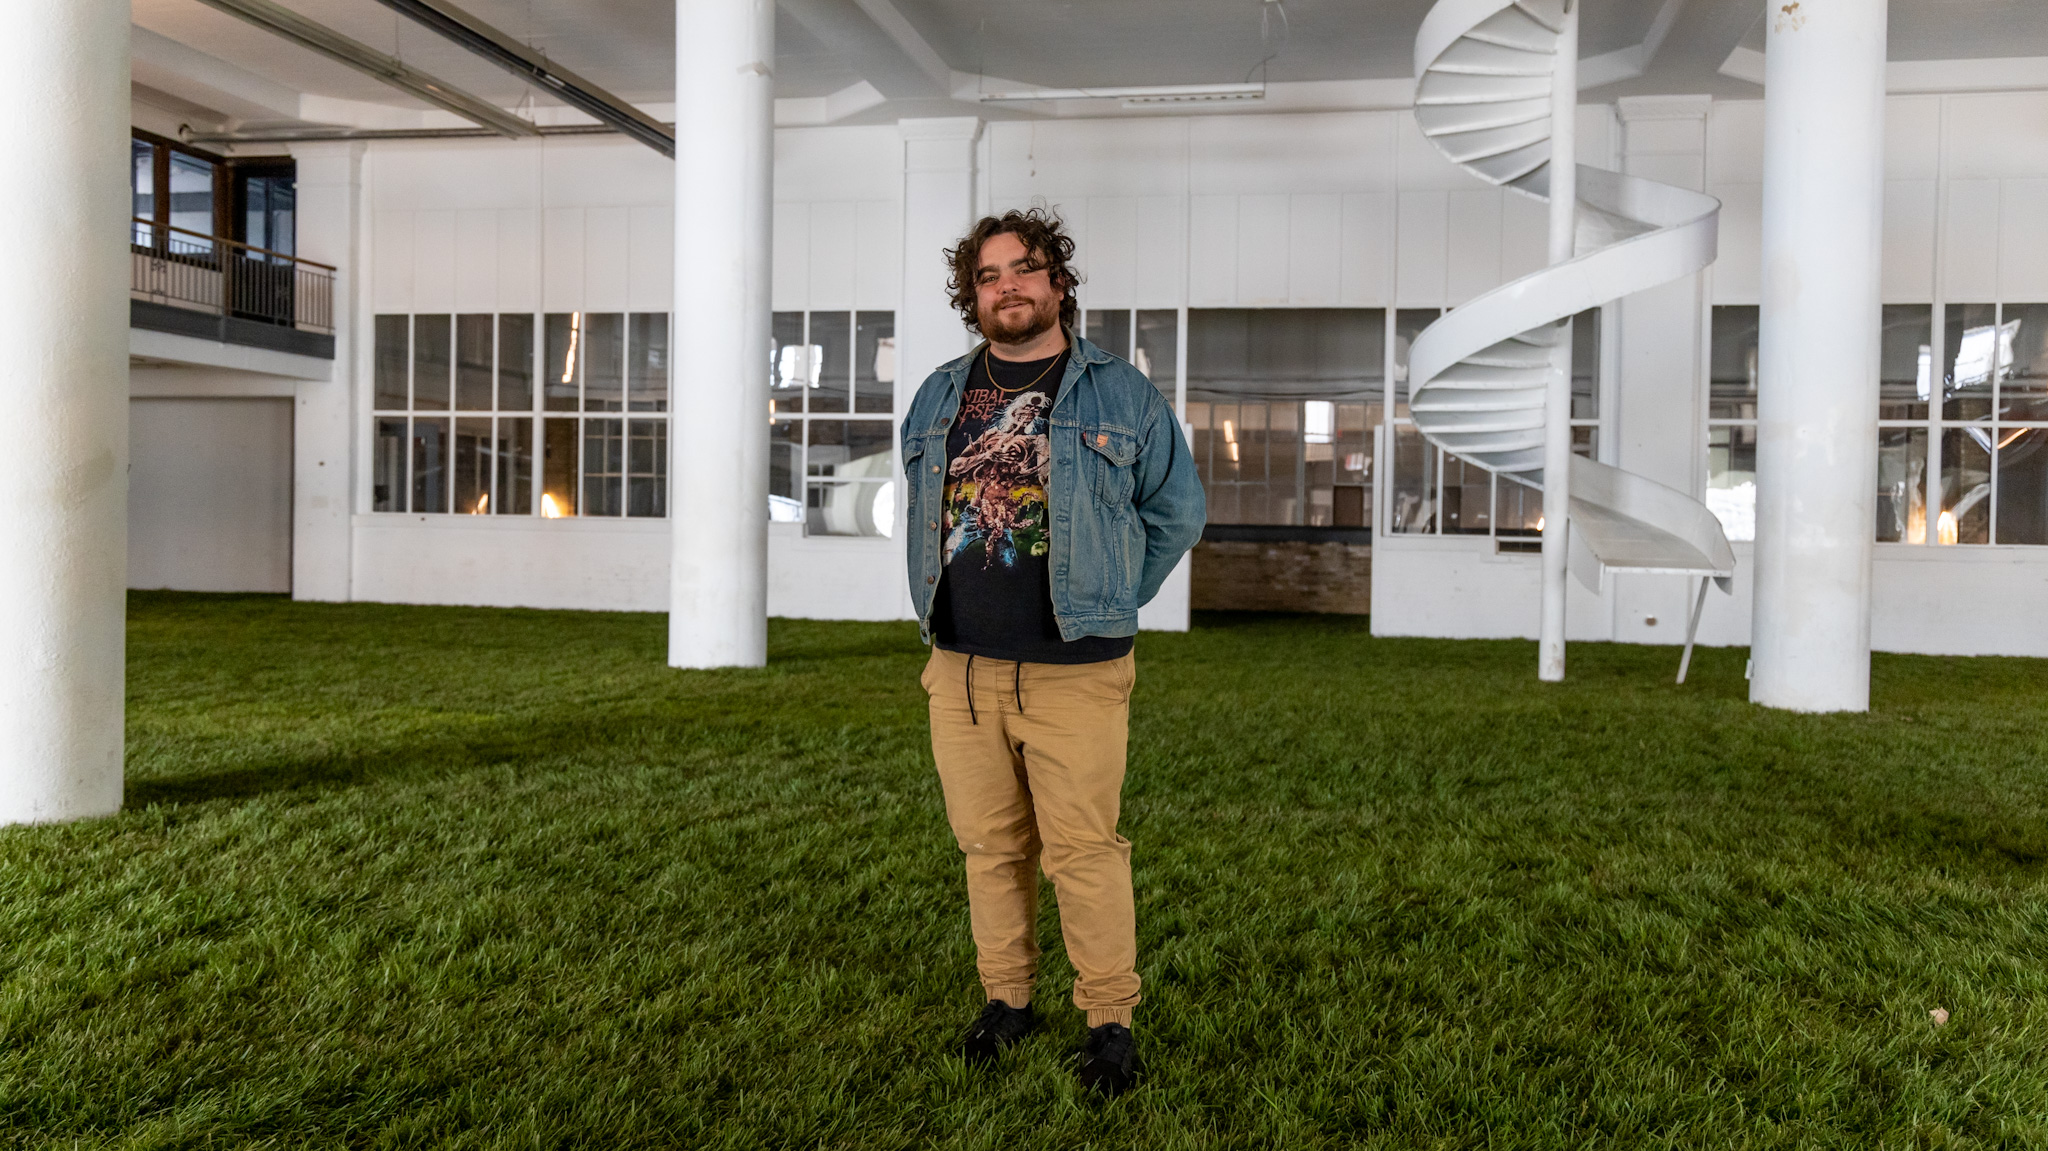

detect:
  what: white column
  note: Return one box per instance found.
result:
[0,2,129,823]
[671,0,775,668]
[289,141,365,602]
[1751,1,1886,713]
[1536,0,1578,682]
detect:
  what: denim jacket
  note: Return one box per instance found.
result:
[901,332,1206,643]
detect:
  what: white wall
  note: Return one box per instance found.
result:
[324,95,2048,655]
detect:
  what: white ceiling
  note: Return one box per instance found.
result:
[130,0,2048,130]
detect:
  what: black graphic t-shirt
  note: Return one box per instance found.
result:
[932,345,1134,665]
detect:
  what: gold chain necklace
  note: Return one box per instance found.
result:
[983,343,1064,394]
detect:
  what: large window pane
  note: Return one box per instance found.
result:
[1879,305,1932,420]
[627,419,667,517]
[809,312,851,413]
[1709,306,1759,421]
[1441,454,1491,535]
[1876,427,1928,543]
[1570,307,1600,419]
[772,312,807,416]
[628,313,668,412]
[806,481,893,537]
[583,417,624,516]
[454,416,491,514]
[497,417,532,515]
[806,420,893,479]
[1707,423,1757,542]
[1496,475,1541,535]
[769,419,802,519]
[583,313,625,412]
[1388,423,1436,534]
[168,151,214,247]
[1999,303,2048,421]
[1944,303,1998,421]
[456,314,493,411]
[1394,309,1440,408]
[374,315,409,410]
[1085,308,1131,358]
[855,311,895,414]
[131,140,156,244]
[1136,309,1178,403]
[499,313,534,412]
[373,417,406,512]
[1940,426,1992,544]
[411,417,449,514]
[413,314,451,411]
[542,418,578,517]
[1996,427,2048,544]
[543,313,581,412]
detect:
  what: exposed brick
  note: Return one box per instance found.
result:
[1189,540,1371,615]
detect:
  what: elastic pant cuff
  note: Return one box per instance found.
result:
[986,986,1034,1009]
[1085,1007,1133,1029]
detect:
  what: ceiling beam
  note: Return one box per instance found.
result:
[188,0,539,137]
[363,0,675,158]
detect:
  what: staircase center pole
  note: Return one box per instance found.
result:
[1537,0,1578,683]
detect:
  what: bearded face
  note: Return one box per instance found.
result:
[973,232,1066,347]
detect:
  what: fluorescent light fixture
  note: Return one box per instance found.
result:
[977,83,1264,106]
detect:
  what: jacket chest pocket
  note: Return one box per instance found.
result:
[1083,426,1139,507]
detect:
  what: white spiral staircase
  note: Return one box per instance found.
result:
[1409,0,1735,678]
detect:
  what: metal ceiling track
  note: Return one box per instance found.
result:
[364,0,676,158]
[189,0,540,138]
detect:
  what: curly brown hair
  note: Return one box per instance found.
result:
[944,208,1081,334]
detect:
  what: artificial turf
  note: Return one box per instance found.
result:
[3,592,2046,1148]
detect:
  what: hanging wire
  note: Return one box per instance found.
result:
[1244,0,1291,85]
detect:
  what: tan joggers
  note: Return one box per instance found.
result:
[921,646,1141,1028]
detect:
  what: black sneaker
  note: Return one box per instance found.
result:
[1076,1022,1138,1096]
[960,1000,1035,1065]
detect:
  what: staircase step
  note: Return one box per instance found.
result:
[1465,142,1552,186]
[1435,119,1553,166]
[1513,0,1568,34]
[1420,99,1550,139]
[1463,7,1557,53]
[1416,71,1551,106]
[1431,364,1547,387]
[1431,38,1554,77]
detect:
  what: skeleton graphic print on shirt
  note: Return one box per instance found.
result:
[943,388,1053,568]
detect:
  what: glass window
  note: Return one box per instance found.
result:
[771,311,898,535]
[582,313,625,412]
[582,418,624,516]
[1085,308,1132,358]
[371,313,662,518]
[1571,308,1599,419]
[542,417,578,517]
[411,417,450,514]
[1940,426,1992,545]
[627,419,667,518]
[497,417,533,516]
[544,313,581,411]
[1136,309,1178,402]
[1188,308,1385,527]
[168,151,214,248]
[628,313,668,412]
[1709,305,1759,421]
[1387,421,1435,534]
[1999,303,2048,422]
[1707,423,1756,543]
[1996,427,2048,545]
[454,417,492,515]
[456,314,493,411]
[1880,305,1932,421]
[413,315,451,411]
[1876,427,1927,543]
[241,173,295,257]
[1944,303,1998,421]
[131,140,156,246]
[499,314,533,412]
[854,311,895,414]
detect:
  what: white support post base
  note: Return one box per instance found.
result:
[0,1,130,823]
[1537,0,1579,684]
[1750,0,1887,712]
[670,0,775,669]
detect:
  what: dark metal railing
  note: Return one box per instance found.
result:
[130,219,335,335]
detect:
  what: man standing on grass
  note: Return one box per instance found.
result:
[900,208,1205,1097]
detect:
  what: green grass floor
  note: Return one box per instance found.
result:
[4,593,2048,1148]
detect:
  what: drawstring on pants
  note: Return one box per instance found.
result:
[961,654,1023,725]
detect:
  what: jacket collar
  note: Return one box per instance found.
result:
[939,326,1109,386]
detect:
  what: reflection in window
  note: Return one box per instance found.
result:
[1880,305,1931,421]
[373,312,666,518]
[768,310,898,536]
[1876,428,1927,544]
